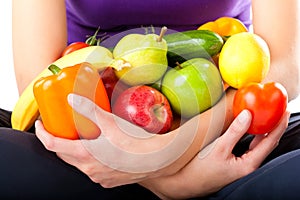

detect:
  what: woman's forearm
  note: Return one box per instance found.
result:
[138,89,236,197]
[134,88,236,180]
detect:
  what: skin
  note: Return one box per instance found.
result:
[12,0,300,199]
[12,0,67,94]
[35,89,235,186]
[142,110,290,199]
[252,0,300,100]
[12,0,300,98]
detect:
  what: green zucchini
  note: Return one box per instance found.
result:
[163,30,224,67]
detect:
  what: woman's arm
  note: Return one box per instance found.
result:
[148,88,236,177]
[252,0,300,100]
[138,0,300,183]
[12,0,67,94]
[36,88,236,187]
[28,0,235,188]
[141,110,290,199]
[146,0,300,177]
[140,0,300,197]
[34,0,299,193]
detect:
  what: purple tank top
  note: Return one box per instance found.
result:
[65,0,251,44]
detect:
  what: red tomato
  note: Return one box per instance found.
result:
[61,27,101,57]
[233,82,288,134]
[61,42,89,57]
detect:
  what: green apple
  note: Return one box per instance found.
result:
[161,58,224,118]
[111,27,168,86]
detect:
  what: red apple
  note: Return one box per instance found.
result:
[112,85,173,134]
[99,67,129,102]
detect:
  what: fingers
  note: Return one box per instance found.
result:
[35,120,96,175]
[67,93,110,131]
[67,93,197,173]
[35,120,84,156]
[67,93,126,134]
[246,110,291,165]
[68,93,153,138]
[68,93,130,138]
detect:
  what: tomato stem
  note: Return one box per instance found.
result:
[85,27,101,46]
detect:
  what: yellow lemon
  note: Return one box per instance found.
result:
[219,32,270,89]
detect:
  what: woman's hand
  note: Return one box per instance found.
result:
[35,93,212,187]
[141,109,291,199]
[35,88,234,189]
[35,119,154,188]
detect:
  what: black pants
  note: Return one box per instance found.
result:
[1,108,300,199]
[0,108,159,200]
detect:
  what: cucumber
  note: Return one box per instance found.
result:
[163,30,224,67]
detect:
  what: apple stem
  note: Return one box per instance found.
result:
[153,104,166,122]
[176,62,183,69]
[157,26,168,42]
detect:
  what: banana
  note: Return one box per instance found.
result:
[11,46,113,131]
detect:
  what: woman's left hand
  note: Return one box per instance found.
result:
[141,109,291,199]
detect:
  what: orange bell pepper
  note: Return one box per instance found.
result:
[33,62,111,140]
[198,16,248,37]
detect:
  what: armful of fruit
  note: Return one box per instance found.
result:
[35,87,236,189]
[32,19,288,189]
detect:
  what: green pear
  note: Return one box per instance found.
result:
[111,27,168,86]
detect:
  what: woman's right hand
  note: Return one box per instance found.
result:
[141,109,290,199]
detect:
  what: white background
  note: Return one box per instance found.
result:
[0,1,299,112]
[0,1,18,110]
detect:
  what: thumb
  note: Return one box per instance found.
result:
[218,110,252,153]
[67,93,152,138]
[67,93,112,132]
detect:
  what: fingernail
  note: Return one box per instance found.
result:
[237,110,251,123]
[34,120,42,130]
[34,120,39,128]
[68,93,81,107]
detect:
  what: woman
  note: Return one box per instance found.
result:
[2,0,299,199]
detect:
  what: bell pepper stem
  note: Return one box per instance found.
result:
[48,64,61,75]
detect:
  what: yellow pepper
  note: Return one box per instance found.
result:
[198,16,248,37]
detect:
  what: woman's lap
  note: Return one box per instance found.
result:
[1,108,300,199]
[204,149,300,199]
[0,127,158,199]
